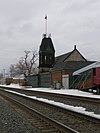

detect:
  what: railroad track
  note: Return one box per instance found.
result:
[0,88,100,133]
[0,86,100,114]
[0,89,78,133]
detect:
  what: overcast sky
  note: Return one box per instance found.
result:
[0,0,100,72]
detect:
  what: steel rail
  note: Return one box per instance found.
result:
[0,86,100,116]
[0,86,100,104]
[0,88,100,124]
[0,91,78,133]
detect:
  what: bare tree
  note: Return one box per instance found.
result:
[9,50,38,78]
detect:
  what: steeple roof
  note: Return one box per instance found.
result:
[39,36,55,52]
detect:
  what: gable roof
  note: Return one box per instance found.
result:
[55,46,87,64]
[51,46,95,72]
[65,48,87,62]
[55,52,71,63]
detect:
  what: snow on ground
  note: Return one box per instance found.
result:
[1,83,100,99]
[1,83,100,118]
[1,83,21,89]
[28,87,100,99]
[4,89,100,119]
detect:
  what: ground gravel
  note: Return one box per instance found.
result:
[0,96,41,133]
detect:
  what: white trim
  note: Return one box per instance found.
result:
[73,61,100,75]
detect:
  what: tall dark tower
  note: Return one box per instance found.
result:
[39,15,55,73]
[39,34,55,73]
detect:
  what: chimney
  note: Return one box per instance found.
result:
[74,45,76,50]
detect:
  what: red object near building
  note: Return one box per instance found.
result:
[93,67,100,85]
[73,62,100,94]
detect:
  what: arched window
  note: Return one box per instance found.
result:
[45,55,47,64]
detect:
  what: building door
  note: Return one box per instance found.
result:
[62,74,69,89]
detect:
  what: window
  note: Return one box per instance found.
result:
[45,56,47,64]
[93,68,96,76]
[41,55,43,64]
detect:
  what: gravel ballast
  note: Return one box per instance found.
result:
[0,96,41,133]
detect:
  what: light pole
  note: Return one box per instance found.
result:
[3,69,5,78]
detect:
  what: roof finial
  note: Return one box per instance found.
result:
[44,14,47,36]
[74,45,76,50]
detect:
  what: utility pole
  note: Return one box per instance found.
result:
[3,69,5,78]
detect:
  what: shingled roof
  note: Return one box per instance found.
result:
[39,36,55,52]
[55,52,71,63]
[51,46,95,72]
[51,61,95,72]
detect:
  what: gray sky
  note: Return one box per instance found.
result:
[0,0,100,72]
